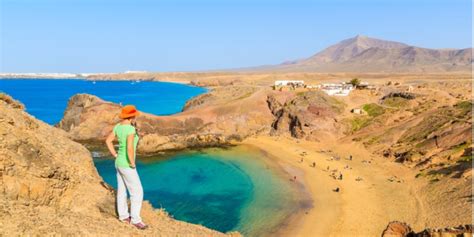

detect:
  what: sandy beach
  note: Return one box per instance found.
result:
[243,135,431,236]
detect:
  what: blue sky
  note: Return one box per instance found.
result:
[0,0,471,73]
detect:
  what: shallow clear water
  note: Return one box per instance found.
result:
[0,79,206,124]
[3,79,302,235]
[94,147,301,236]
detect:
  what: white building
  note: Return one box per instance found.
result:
[274,80,305,87]
[321,83,354,96]
[0,73,79,79]
[306,85,321,89]
[125,70,148,74]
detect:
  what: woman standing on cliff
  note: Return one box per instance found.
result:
[105,105,148,230]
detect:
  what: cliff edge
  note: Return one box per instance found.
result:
[0,93,231,236]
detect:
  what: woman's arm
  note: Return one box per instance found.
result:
[127,134,136,168]
[105,131,118,158]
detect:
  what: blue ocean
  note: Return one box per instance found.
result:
[0,79,206,124]
[0,79,300,236]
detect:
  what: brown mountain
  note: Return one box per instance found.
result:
[271,35,472,72]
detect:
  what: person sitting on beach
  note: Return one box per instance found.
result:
[106,105,148,230]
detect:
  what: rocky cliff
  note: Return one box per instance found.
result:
[0,93,231,236]
[57,86,352,152]
[349,87,472,179]
[57,86,276,153]
[266,90,346,141]
[382,221,472,237]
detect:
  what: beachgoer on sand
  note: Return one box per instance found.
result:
[106,105,148,230]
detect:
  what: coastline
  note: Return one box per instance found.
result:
[220,145,313,237]
[242,135,430,236]
[5,76,470,236]
[0,77,193,85]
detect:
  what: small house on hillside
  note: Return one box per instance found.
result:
[351,108,364,114]
[321,83,354,96]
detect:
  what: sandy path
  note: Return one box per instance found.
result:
[243,136,426,236]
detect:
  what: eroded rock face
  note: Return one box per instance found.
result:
[267,91,346,140]
[57,87,275,153]
[381,221,413,237]
[0,93,25,109]
[382,221,473,237]
[57,87,350,153]
[0,94,231,236]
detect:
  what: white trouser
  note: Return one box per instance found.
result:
[116,167,144,224]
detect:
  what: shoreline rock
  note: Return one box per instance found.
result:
[0,93,234,236]
[57,87,350,154]
[382,221,473,237]
[57,87,275,153]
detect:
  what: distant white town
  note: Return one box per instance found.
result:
[274,80,375,96]
[0,70,149,79]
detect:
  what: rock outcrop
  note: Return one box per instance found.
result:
[382,221,473,237]
[57,86,275,153]
[349,85,472,180]
[267,91,346,141]
[0,93,232,236]
[57,87,352,153]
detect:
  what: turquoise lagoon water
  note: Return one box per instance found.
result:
[0,79,206,124]
[94,147,301,236]
[1,79,303,235]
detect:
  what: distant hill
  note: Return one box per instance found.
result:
[258,35,472,73]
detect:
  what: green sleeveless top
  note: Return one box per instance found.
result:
[113,124,139,168]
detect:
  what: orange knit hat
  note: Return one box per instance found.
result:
[120,105,140,119]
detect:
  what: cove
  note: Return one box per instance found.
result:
[0,79,206,124]
[93,147,302,236]
[2,79,304,235]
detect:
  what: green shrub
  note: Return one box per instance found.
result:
[351,116,371,131]
[383,97,409,108]
[454,100,472,111]
[349,78,361,87]
[362,103,385,117]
